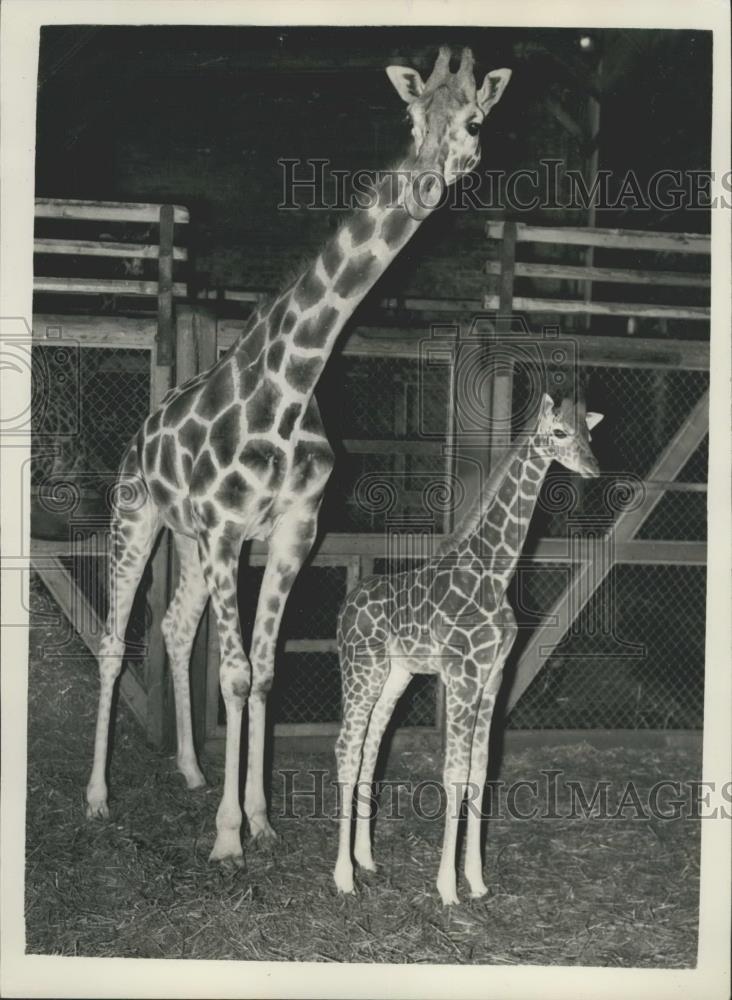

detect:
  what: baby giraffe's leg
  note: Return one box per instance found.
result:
[353,658,411,871]
[334,648,389,894]
[464,669,503,898]
[436,672,483,906]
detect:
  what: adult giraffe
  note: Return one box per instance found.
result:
[86,46,511,865]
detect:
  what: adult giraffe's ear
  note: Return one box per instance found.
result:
[541,392,555,418]
[586,412,604,431]
[476,68,512,114]
[386,65,425,104]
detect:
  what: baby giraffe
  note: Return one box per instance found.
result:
[334,391,603,904]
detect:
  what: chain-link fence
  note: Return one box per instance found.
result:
[31,327,708,738]
[32,342,153,688]
[505,353,708,729]
[508,564,706,729]
[31,343,150,493]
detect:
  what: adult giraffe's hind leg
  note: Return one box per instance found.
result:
[197,522,249,864]
[86,465,160,819]
[161,532,209,790]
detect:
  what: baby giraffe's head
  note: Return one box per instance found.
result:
[536,392,604,479]
[386,46,511,220]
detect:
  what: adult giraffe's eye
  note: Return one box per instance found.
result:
[466,121,481,136]
[553,429,568,439]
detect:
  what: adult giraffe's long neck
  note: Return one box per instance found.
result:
[235,171,423,397]
[441,432,552,597]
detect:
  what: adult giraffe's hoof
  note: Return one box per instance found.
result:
[209,829,244,865]
[248,815,278,843]
[469,881,489,899]
[177,762,207,790]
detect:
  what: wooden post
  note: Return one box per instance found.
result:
[489,221,517,472]
[191,304,219,744]
[156,204,175,366]
[145,205,176,750]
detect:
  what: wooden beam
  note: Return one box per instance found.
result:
[342,439,444,455]
[486,221,710,255]
[610,391,710,541]
[31,534,706,567]
[34,276,187,297]
[29,554,148,730]
[485,260,710,289]
[34,238,187,260]
[35,197,189,224]
[484,294,709,321]
[33,313,157,348]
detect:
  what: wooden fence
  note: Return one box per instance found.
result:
[29,200,710,753]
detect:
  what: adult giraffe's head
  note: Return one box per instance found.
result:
[386,46,511,220]
[536,392,604,479]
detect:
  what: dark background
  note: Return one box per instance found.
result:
[35,26,712,301]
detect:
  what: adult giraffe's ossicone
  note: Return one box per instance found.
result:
[85,46,511,865]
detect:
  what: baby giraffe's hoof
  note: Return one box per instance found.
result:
[85,796,110,820]
[334,866,356,895]
[353,850,376,873]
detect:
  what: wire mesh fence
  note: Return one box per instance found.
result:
[507,564,707,729]
[31,330,708,737]
[512,359,709,541]
[31,343,150,494]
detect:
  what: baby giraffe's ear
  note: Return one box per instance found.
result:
[476,68,512,114]
[586,412,604,431]
[386,66,425,104]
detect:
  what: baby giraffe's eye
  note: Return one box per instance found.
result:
[553,429,568,439]
[466,121,481,136]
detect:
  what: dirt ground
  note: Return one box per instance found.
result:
[25,574,701,965]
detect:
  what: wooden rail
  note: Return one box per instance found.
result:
[35,197,189,224]
[483,294,709,321]
[34,198,188,306]
[34,277,187,297]
[485,221,710,254]
[34,238,188,260]
[485,221,710,326]
[485,260,709,288]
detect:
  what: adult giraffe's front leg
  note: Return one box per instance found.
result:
[197,522,250,864]
[245,500,321,840]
